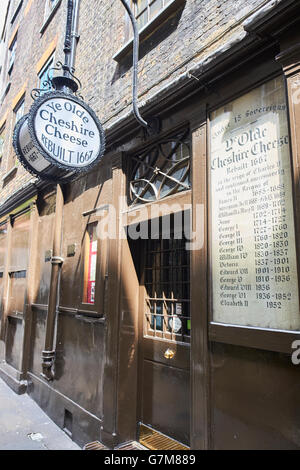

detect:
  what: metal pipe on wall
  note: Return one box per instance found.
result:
[69,0,80,72]
[63,0,74,77]
[41,184,64,381]
[62,0,80,86]
[41,0,81,381]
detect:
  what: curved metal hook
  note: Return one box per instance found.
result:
[119,0,151,131]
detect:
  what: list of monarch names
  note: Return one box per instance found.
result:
[210,78,300,330]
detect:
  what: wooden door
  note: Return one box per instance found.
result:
[137,221,190,449]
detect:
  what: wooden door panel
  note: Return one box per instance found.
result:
[143,336,190,369]
[142,359,190,445]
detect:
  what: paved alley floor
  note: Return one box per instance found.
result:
[0,377,80,450]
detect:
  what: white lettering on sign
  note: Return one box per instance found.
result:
[210,76,300,330]
[34,97,101,168]
[19,118,50,172]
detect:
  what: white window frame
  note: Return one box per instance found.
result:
[131,0,172,30]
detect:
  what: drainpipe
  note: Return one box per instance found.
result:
[69,0,80,72]
[41,0,81,381]
[41,184,64,381]
[56,0,81,93]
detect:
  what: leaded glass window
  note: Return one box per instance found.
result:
[129,129,191,205]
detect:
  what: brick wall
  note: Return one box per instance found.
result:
[0,0,269,207]
[0,0,66,204]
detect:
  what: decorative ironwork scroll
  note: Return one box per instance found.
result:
[30,61,84,101]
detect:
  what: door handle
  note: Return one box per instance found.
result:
[164,348,175,359]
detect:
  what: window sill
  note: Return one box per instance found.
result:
[2,165,17,182]
[113,0,186,62]
[40,0,62,35]
[8,312,23,320]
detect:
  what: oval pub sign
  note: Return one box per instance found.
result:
[13,91,105,181]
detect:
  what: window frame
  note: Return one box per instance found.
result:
[141,217,191,344]
[131,0,171,31]
[0,124,6,163]
[8,34,17,75]
[14,96,25,124]
[38,53,55,94]
[113,0,186,62]
[128,128,191,206]
[40,0,62,35]
[78,214,108,317]
[7,95,25,171]
[82,222,98,306]
[10,0,23,25]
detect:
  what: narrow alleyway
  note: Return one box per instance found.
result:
[0,378,80,450]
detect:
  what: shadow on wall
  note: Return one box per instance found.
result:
[111,5,186,85]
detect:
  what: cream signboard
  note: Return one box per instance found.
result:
[13,92,105,181]
[210,76,300,330]
[33,96,102,168]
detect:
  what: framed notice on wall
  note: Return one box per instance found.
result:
[209,76,300,330]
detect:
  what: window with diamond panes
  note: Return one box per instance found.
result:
[143,222,190,343]
[129,129,190,205]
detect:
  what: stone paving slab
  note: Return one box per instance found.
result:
[0,377,80,450]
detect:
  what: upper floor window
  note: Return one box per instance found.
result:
[131,0,172,29]
[38,54,54,93]
[44,0,60,21]
[114,0,185,61]
[82,222,98,305]
[11,0,23,24]
[8,35,17,74]
[0,125,5,163]
[8,96,25,170]
[41,0,62,34]
[14,97,24,123]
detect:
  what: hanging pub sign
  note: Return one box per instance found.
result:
[13,91,105,182]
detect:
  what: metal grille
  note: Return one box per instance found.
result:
[116,441,147,450]
[129,129,190,205]
[83,441,109,450]
[143,225,190,343]
[139,424,189,450]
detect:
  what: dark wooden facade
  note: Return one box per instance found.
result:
[0,0,300,450]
